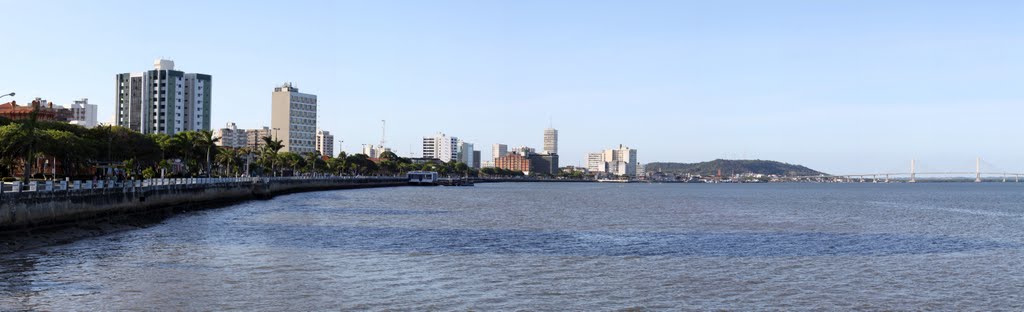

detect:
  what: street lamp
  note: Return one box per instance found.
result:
[272,127,280,140]
[0,92,14,100]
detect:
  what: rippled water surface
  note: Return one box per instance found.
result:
[4,183,1024,310]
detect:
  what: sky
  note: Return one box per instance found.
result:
[1,0,1022,174]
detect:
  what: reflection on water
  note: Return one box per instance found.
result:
[2,183,1024,310]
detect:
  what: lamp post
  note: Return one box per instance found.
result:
[0,92,14,100]
[272,127,280,140]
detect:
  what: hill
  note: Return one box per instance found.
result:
[645,159,826,176]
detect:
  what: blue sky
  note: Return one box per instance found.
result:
[1,0,1022,174]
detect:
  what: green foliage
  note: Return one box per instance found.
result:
[142,167,157,179]
[645,159,825,176]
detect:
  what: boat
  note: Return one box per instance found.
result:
[596,178,631,183]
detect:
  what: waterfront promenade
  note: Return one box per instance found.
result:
[0,176,405,232]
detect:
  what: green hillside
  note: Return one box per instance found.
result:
[645,159,826,176]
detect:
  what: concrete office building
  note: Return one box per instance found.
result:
[527,153,559,175]
[472,150,481,169]
[214,122,247,148]
[422,133,459,162]
[543,128,558,155]
[68,98,98,128]
[115,59,211,134]
[271,83,317,153]
[492,144,508,162]
[316,129,334,157]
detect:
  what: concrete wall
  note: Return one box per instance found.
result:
[0,177,405,231]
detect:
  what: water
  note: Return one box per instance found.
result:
[3,183,1024,310]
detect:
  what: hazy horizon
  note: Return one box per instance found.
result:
[2,0,1021,174]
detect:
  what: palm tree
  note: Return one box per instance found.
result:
[197,130,220,177]
[216,148,241,176]
[261,136,284,176]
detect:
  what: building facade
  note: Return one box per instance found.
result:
[543,128,558,155]
[245,126,272,150]
[495,152,531,174]
[115,59,211,135]
[422,132,459,162]
[68,98,98,128]
[271,83,317,153]
[214,122,247,148]
[491,143,508,162]
[472,150,481,169]
[586,152,606,173]
[527,153,559,175]
[316,129,334,157]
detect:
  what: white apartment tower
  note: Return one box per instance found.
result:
[68,98,98,128]
[316,129,334,157]
[492,144,508,162]
[271,83,317,154]
[543,128,558,155]
[422,132,459,162]
[115,59,211,134]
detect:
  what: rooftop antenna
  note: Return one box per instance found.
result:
[380,120,386,148]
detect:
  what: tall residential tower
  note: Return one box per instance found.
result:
[115,59,211,134]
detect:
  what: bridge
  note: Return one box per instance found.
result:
[784,158,1024,183]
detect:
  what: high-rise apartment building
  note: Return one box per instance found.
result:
[115,59,211,135]
[271,83,317,153]
[214,122,247,148]
[472,150,481,169]
[68,98,98,128]
[422,133,459,162]
[316,129,334,157]
[491,144,507,162]
[543,128,558,155]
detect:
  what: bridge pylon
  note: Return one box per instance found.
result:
[909,159,916,183]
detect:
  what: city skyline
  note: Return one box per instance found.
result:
[2,1,1022,173]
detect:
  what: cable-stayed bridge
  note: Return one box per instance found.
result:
[784,158,1024,183]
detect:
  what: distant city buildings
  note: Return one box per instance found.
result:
[514,146,535,156]
[115,59,211,135]
[316,129,334,156]
[587,144,639,177]
[362,144,389,158]
[543,128,558,155]
[68,98,98,128]
[271,83,317,153]
[214,122,247,148]
[472,150,481,169]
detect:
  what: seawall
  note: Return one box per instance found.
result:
[0,177,406,232]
